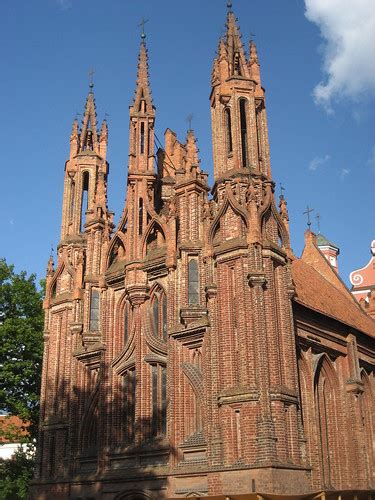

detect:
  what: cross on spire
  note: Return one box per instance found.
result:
[280,183,285,197]
[186,113,193,130]
[88,68,95,90]
[316,213,321,233]
[227,0,233,11]
[303,205,314,228]
[138,17,149,41]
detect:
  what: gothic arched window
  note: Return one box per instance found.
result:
[188,258,199,305]
[151,363,167,438]
[239,98,248,167]
[69,181,75,221]
[151,288,167,341]
[224,108,233,155]
[138,198,143,235]
[123,300,132,345]
[80,171,90,232]
[123,368,136,443]
[90,289,100,332]
[140,122,145,154]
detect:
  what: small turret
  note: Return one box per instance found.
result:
[316,233,340,272]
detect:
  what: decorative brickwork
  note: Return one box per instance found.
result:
[31,6,375,499]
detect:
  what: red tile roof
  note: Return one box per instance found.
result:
[292,258,375,338]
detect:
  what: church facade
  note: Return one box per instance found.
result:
[32,5,375,499]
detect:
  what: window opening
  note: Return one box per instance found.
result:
[138,198,143,235]
[188,258,199,305]
[80,171,90,232]
[69,182,75,221]
[225,108,233,155]
[239,99,248,167]
[140,122,145,154]
[124,369,136,442]
[151,289,168,341]
[151,364,167,437]
[90,289,100,332]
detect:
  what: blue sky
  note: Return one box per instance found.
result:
[0,0,374,286]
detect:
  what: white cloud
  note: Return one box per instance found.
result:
[56,0,72,9]
[340,168,350,180]
[309,154,330,171]
[304,0,375,111]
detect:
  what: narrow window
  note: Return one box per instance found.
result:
[80,171,90,232]
[124,369,136,442]
[152,295,159,337]
[239,98,248,167]
[188,258,199,305]
[151,364,167,438]
[151,289,168,341]
[90,289,100,332]
[151,365,158,437]
[140,122,145,154]
[225,108,233,154]
[162,293,167,341]
[69,181,75,221]
[124,301,131,344]
[138,198,143,235]
[161,366,167,435]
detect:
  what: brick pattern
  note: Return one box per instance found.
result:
[31,8,374,500]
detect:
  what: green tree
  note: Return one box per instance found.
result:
[0,258,44,499]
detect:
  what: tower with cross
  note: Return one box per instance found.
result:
[33,2,375,498]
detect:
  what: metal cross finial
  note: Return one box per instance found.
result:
[75,112,81,120]
[138,17,149,40]
[88,68,95,90]
[316,213,321,233]
[227,0,233,11]
[280,183,285,197]
[303,205,314,228]
[186,113,193,131]
[50,244,54,257]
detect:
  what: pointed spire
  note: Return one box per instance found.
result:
[80,89,98,152]
[185,130,200,171]
[70,117,80,157]
[279,193,290,237]
[131,38,154,115]
[225,9,249,78]
[249,40,261,86]
[99,118,108,159]
[46,254,54,277]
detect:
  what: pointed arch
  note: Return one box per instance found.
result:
[313,353,341,488]
[106,232,127,269]
[149,283,168,342]
[115,490,154,500]
[115,291,134,351]
[141,217,167,258]
[261,201,290,248]
[207,192,248,247]
[360,369,374,482]
[79,384,100,457]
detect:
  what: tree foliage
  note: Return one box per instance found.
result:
[0,258,44,436]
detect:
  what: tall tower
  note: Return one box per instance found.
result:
[36,85,113,483]
[210,5,271,181]
[201,4,310,492]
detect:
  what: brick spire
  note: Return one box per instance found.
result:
[131,39,154,117]
[128,38,155,173]
[80,87,99,153]
[225,10,250,79]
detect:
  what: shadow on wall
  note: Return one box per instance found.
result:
[29,365,177,500]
